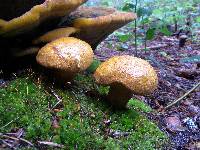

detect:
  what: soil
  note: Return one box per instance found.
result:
[96,28,200,149]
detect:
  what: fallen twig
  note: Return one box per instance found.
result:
[1,140,16,149]
[38,141,64,148]
[165,82,200,109]
[5,128,24,138]
[138,44,168,50]
[50,88,62,102]
[0,117,19,129]
[0,134,34,147]
[49,88,62,110]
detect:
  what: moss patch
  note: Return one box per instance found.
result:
[0,72,167,149]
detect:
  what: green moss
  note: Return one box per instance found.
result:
[0,77,55,140]
[86,59,102,73]
[128,98,153,113]
[0,73,167,149]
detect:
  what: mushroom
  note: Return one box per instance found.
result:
[0,0,87,37]
[1,3,136,61]
[32,6,136,49]
[0,0,87,64]
[54,6,136,49]
[36,37,94,82]
[32,27,78,44]
[93,55,158,109]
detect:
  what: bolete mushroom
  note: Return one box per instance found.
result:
[36,37,94,82]
[43,6,136,49]
[93,55,158,109]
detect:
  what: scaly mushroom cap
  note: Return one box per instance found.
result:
[94,55,158,95]
[36,37,93,81]
[61,6,136,49]
[0,0,87,37]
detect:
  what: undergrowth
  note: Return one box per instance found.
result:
[0,71,167,149]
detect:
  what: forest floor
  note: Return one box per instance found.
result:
[0,26,200,149]
[96,27,200,149]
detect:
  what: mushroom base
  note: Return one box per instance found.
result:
[41,68,76,85]
[54,69,76,84]
[106,83,133,109]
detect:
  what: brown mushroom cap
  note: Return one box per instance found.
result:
[93,55,158,108]
[61,6,136,49]
[0,0,87,37]
[36,37,93,81]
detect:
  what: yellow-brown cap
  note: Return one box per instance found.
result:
[62,6,136,49]
[0,0,87,36]
[94,55,158,95]
[33,27,79,44]
[36,37,93,80]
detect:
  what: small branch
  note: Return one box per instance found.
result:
[0,134,34,147]
[49,88,62,110]
[50,88,62,102]
[1,140,15,149]
[19,138,33,146]
[38,141,64,148]
[0,117,19,129]
[138,44,168,51]
[51,100,62,110]
[165,82,200,109]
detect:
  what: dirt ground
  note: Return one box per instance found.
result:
[96,31,200,149]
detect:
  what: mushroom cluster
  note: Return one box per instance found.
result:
[33,6,136,49]
[0,1,158,108]
[0,0,136,82]
[0,0,136,56]
[94,55,158,109]
[0,0,87,36]
[58,6,136,49]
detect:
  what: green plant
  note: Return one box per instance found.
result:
[0,77,54,140]
[92,0,200,52]
[0,73,167,149]
[86,59,102,73]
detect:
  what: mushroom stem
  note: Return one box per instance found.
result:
[54,69,76,83]
[107,83,133,109]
